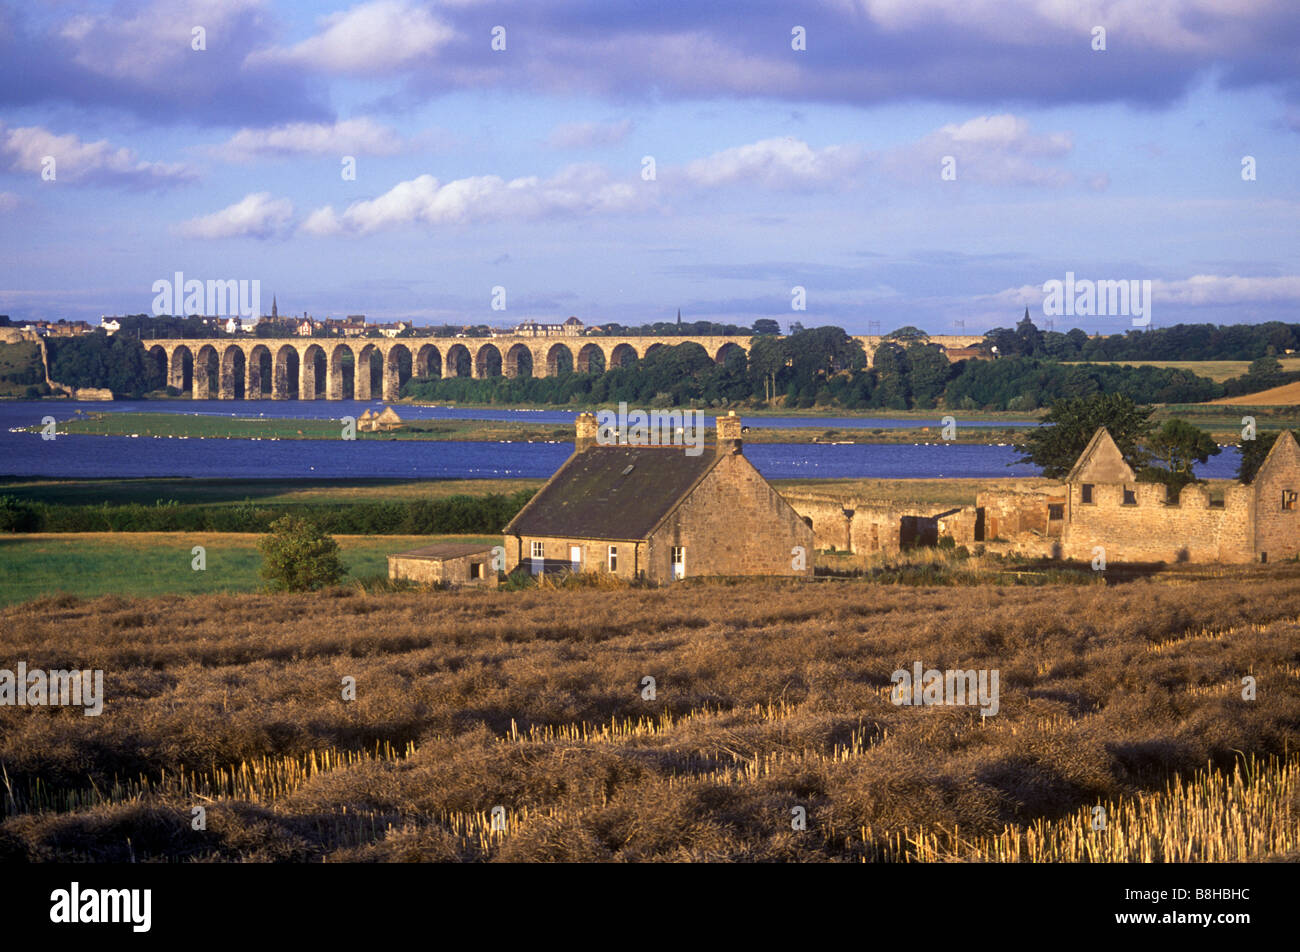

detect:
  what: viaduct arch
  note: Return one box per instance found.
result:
[147,334,985,401]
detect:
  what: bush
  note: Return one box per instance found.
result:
[257,516,348,592]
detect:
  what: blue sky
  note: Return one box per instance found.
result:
[2,0,1298,334]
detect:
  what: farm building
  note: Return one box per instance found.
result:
[388,543,498,588]
[785,427,1299,565]
[360,407,403,432]
[501,413,814,583]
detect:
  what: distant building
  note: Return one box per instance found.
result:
[100,318,121,335]
[514,316,584,337]
[359,407,403,432]
[502,413,813,583]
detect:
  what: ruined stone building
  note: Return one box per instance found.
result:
[501,413,814,583]
[786,427,1300,565]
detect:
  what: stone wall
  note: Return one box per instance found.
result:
[388,552,497,587]
[1252,436,1300,562]
[1061,481,1255,563]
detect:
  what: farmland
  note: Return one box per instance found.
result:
[0,566,1297,861]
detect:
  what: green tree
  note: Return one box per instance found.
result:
[258,516,347,592]
[903,341,949,409]
[1237,429,1295,483]
[1140,419,1220,497]
[1248,355,1281,377]
[1015,393,1153,478]
[751,318,781,335]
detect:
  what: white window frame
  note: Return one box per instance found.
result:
[671,545,685,580]
[531,541,544,575]
[569,545,582,573]
[608,545,618,572]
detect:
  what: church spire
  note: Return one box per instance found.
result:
[271,295,278,320]
[676,308,681,326]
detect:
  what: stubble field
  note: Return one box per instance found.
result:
[1,566,1297,862]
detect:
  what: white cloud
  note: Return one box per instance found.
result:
[882,114,1077,187]
[856,0,1273,54]
[681,137,866,190]
[57,0,266,83]
[177,192,294,239]
[987,274,1300,310]
[247,0,454,74]
[212,118,405,161]
[546,119,633,149]
[302,163,645,236]
[0,124,196,188]
[1152,274,1300,305]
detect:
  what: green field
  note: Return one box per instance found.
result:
[0,476,542,506]
[0,340,44,397]
[0,532,499,605]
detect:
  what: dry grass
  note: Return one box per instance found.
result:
[0,566,1297,862]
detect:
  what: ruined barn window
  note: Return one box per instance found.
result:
[1048,504,1064,520]
[608,545,618,572]
[1123,486,1137,506]
[1210,490,1225,509]
[470,561,484,580]
[1284,490,1297,511]
[1081,484,1094,504]
[802,516,813,528]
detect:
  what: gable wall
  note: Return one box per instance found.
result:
[1253,437,1300,560]
[646,452,814,581]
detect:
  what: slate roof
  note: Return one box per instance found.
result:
[503,445,720,541]
[392,543,495,561]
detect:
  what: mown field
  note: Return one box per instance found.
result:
[0,533,498,605]
[0,567,1296,862]
[1067,357,1300,382]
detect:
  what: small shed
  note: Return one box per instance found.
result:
[388,542,498,588]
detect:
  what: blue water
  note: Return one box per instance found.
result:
[8,400,1035,431]
[0,401,1243,481]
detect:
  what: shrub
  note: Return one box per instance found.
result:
[257,516,348,592]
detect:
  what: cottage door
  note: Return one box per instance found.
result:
[672,546,685,580]
[569,545,582,573]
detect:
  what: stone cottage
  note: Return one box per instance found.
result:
[501,413,814,583]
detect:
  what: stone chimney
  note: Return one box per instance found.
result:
[575,411,598,453]
[716,411,743,455]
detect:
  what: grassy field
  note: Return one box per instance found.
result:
[1066,357,1300,382]
[0,475,1059,512]
[0,340,44,397]
[0,565,1296,861]
[0,476,542,507]
[0,532,498,605]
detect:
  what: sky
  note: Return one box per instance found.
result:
[1,0,1298,335]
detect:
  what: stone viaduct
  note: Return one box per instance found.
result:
[145,334,986,401]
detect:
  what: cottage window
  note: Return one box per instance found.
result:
[1284,490,1297,512]
[608,546,618,572]
[1123,487,1137,506]
[671,546,685,580]
[530,541,544,575]
[531,541,544,559]
[1081,484,1094,505]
